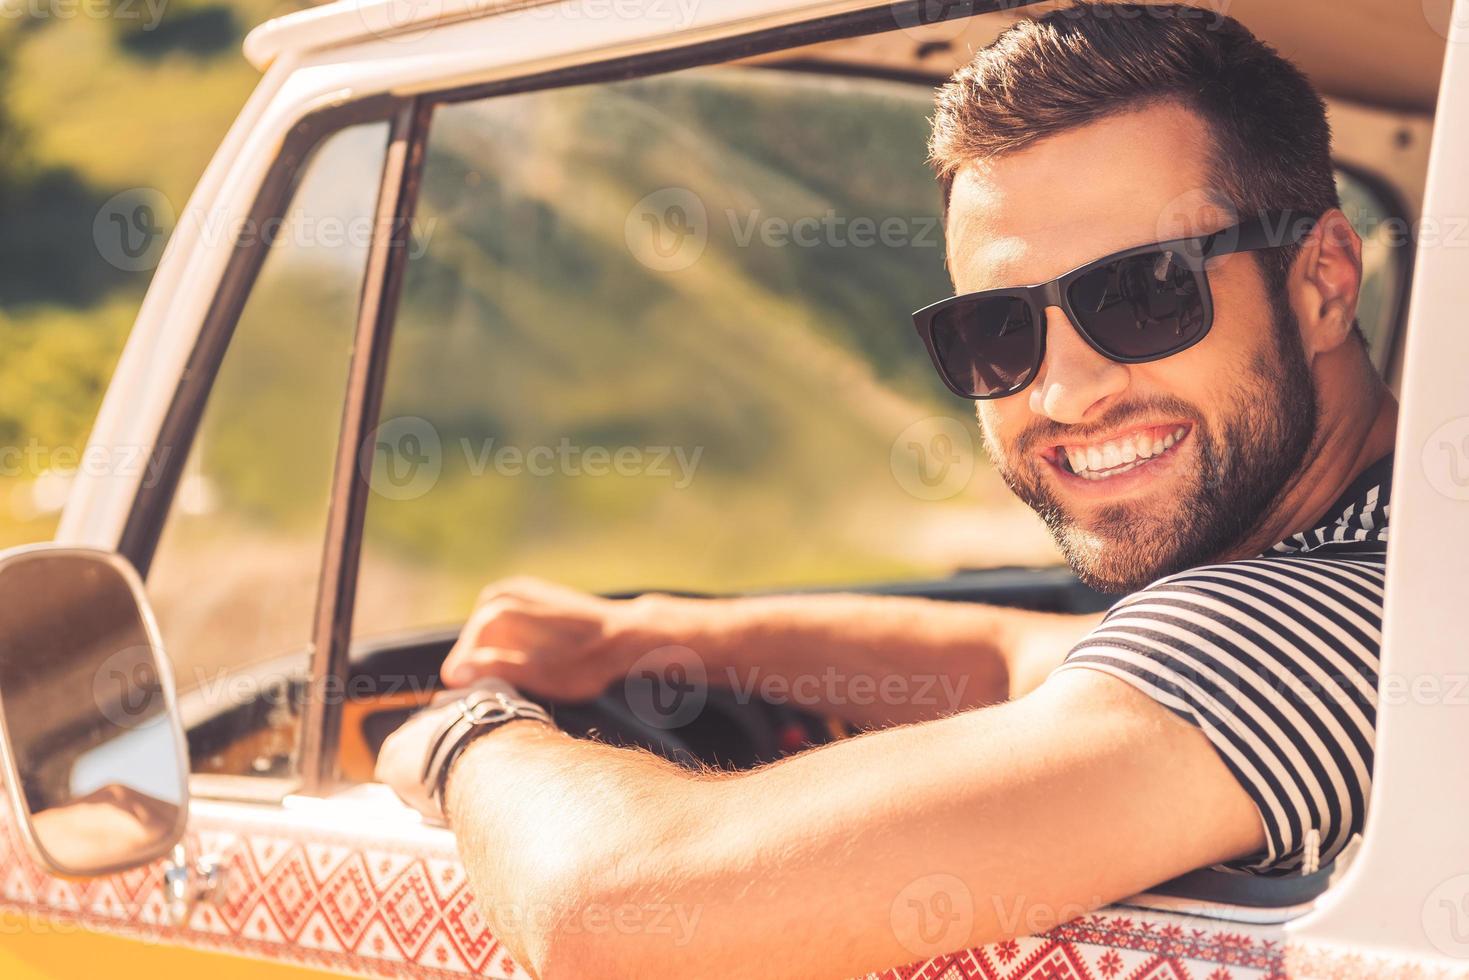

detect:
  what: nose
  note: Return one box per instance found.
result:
[1027,306,1130,424]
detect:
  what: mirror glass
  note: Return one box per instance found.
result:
[0,547,187,876]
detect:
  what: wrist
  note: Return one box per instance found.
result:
[426,688,553,810]
[441,718,555,816]
[609,592,740,669]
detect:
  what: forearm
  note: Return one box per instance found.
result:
[444,713,1006,980]
[423,586,1251,980]
[620,591,1099,725]
[442,672,1250,980]
[444,723,718,977]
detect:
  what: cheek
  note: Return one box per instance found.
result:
[1130,269,1276,404]
[1203,256,1281,359]
[977,402,1020,457]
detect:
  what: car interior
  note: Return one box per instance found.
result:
[169,0,1438,920]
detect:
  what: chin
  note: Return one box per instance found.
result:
[1054,520,1191,595]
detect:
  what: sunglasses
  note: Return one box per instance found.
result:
[911,210,1318,400]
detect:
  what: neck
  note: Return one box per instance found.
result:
[1226,376,1398,560]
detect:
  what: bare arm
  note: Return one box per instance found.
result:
[437,669,1262,979]
[440,577,1102,726]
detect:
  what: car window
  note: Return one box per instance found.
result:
[350,67,1061,640]
[349,69,1413,641]
[146,121,390,778]
[1336,167,1407,369]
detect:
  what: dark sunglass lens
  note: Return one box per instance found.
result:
[1068,249,1205,359]
[929,296,1037,397]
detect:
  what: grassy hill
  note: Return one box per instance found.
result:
[0,0,304,545]
[0,9,1062,634]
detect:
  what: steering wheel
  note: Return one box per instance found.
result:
[360,677,834,775]
[536,677,832,771]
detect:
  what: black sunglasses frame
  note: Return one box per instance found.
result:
[911,210,1320,400]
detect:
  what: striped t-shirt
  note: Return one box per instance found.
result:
[1057,454,1392,875]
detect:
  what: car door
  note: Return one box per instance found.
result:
[0,93,530,979]
[4,1,1461,978]
[0,49,1292,980]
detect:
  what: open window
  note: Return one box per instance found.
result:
[119,0,1430,930]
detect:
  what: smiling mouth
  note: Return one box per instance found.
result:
[1049,423,1192,482]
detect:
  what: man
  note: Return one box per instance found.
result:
[377,5,1396,976]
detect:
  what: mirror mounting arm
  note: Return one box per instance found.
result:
[162,841,224,927]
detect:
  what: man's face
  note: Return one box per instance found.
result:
[946,103,1316,593]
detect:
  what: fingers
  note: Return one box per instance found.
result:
[442,646,527,687]
[474,575,579,608]
[442,598,538,683]
[444,578,607,680]
[442,643,611,702]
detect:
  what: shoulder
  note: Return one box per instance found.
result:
[1059,552,1383,741]
[1056,554,1383,875]
[1081,551,1386,661]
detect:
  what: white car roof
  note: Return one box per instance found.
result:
[244,0,1445,113]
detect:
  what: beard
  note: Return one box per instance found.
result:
[984,302,1318,594]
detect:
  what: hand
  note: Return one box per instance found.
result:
[375,678,541,824]
[440,576,647,701]
[374,687,467,823]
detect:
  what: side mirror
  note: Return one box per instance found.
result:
[0,545,188,877]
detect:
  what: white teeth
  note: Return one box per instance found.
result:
[1060,426,1189,479]
[1080,459,1141,480]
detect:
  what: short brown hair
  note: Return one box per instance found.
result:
[929,2,1340,290]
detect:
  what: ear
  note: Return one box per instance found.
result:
[1288,208,1363,358]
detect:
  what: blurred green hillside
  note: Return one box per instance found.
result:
[1,8,1063,659]
[0,0,308,546]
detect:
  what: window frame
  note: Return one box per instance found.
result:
[121,94,412,797]
[113,0,1433,933]
[336,37,1398,922]
[121,0,1052,800]
[1334,158,1417,376]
